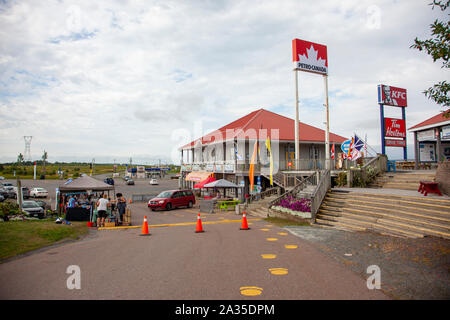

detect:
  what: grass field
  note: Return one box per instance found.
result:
[0,220,88,261]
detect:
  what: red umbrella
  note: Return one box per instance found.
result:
[193,176,216,189]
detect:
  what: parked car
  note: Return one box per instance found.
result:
[0,186,15,199]
[29,187,49,198]
[21,200,45,218]
[148,189,195,211]
[13,187,30,199]
[2,183,13,187]
[149,178,158,185]
[123,176,130,181]
[0,194,4,202]
[126,179,135,185]
[170,173,181,179]
[0,176,5,180]
[104,178,114,185]
[33,200,50,211]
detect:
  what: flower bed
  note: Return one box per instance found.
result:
[271,196,312,219]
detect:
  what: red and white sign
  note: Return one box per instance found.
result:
[292,38,328,75]
[378,84,407,107]
[384,118,406,138]
[385,139,406,147]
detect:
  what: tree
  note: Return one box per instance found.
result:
[17,153,24,165]
[411,0,449,117]
[42,150,48,176]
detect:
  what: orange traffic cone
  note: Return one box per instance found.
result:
[240,211,250,230]
[129,199,132,204]
[195,213,204,233]
[140,216,150,236]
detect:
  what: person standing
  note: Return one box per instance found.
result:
[96,194,109,228]
[116,192,127,225]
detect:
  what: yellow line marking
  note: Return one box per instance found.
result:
[285,245,298,249]
[266,238,278,241]
[98,218,263,230]
[240,286,263,296]
[260,228,270,231]
[269,268,288,275]
[261,254,277,259]
[278,232,288,235]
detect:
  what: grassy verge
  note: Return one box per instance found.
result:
[0,219,88,262]
[264,216,310,227]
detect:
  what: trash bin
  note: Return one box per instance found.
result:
[235,204,245,215]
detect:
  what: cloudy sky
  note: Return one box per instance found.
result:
[0,0,447,164]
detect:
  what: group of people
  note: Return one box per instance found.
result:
[96,193,127,228]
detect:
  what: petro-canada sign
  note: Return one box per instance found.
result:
[292,39,328,75]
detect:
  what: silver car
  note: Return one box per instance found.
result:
[22,201,45,218]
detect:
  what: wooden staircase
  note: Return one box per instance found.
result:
[315,190,450,239]
[371,171,436,191]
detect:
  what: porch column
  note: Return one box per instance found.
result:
[414,131,419,169]
[436,127,442,163]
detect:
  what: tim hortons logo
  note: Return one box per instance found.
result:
[385,118,406,138]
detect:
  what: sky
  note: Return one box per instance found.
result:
[0,0,448,164]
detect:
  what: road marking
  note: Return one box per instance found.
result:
[269,268,288,275]
[261,254,277,259]
[98,218,263,230]
[260,228,270,231]
[285,245,298,249]
[266,238,278,241]
[278,232,288,236]
[240,286,263,296]
[265,225,273,227]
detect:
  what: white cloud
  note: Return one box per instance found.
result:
[0,0,448,163]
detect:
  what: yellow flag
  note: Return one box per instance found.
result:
[265,137,273,186]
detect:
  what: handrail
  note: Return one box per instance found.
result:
[361,155,379,169]
[310,169,331,218]
[268,172,315,207]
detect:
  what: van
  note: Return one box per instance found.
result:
[148,189,195,211]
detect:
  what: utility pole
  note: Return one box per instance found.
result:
[17,178,23,214]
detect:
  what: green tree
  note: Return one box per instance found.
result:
[17,153,24,166]
[42,150,48,176]
[411,0,449,117]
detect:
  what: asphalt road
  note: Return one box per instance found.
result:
[0,201,388,299]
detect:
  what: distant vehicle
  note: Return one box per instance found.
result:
[124,176,130,181]
[148,189,195,211]
[21,200,44,219]
[3,183,13,187]
[0,187,15,199]
[126,179,135,185]
[104,178,115,185]
[171,173,181,179]
[29,187,49,198]
[0,194,4,202]
[149,178,158,185]
[13,187,30,199]
[0,176,5,180]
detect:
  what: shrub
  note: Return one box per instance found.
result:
[277,195,311,212]
[336,172,347,187]
[0,201,20,218]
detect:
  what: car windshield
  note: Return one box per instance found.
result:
[22,201,39,208]
[156,191,172,198]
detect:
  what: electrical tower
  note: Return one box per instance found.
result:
[23,136,32,161]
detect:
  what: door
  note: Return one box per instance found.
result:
[285,152,295,169]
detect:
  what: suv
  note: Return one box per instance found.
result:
[148,189,195,211]
[104,178,114,185]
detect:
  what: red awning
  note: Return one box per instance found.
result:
[193,176,217,189]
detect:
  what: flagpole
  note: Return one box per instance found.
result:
[324,75,330,170]
[294,69,300,170]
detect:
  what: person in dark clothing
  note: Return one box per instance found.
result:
[116,192,127,224]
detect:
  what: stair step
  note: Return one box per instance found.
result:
[328,191,450,206]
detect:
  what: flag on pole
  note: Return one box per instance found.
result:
[353,134,364,151]
[347,137,354,158]
[265,137,273,186]
[249,140,258,193]
[331,143,335,160]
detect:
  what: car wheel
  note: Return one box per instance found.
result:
[188,201,193,208]
[165,203,172,211]
[151,209,155,211]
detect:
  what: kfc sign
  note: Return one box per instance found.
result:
[378,84,407,107]
[384,118,406,138]
[292,39,328,75]
[385,139,406,147]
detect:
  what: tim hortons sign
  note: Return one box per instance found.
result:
[384,118,406,138]
[378,84,407,107]
[292,38,328,75]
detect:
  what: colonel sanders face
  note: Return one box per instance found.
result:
[383,85,392,103]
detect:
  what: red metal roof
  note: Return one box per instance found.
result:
[408,112,449,130]
[181,108,347,149]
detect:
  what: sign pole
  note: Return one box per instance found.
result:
[402,106,407,160]
[294,69,300,170]
[323,75,330,169]
[380,103,385,155]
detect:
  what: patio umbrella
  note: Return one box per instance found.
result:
[193,176,216,189]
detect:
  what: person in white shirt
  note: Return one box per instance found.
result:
[96,194,110,227]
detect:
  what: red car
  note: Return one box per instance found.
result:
[148,189,195,211]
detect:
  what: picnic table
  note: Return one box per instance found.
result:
[217,200,240,212]
[418,181,442,196]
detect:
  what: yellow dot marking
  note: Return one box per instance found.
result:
[269,268,288,275]
[261,254,277,259]
[248,223,253,225]
[278,232,288,236]
[265,225,273,227]
[260,228,270,231]
[285,245,298,249]
[240,286,263,296]
[218,217,225,219]
[266,238,278,241]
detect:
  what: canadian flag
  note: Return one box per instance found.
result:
[331,143,335,160]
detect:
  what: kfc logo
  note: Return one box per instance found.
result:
[385,118,406,138]
[379,84,407,107]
